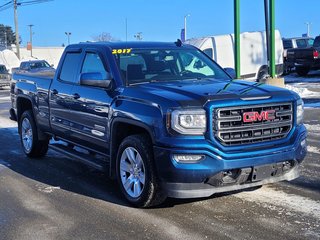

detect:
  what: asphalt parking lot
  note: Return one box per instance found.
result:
[0,81,319,240]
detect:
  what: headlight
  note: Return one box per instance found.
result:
[171,109,206,135]
[297,100,304,124]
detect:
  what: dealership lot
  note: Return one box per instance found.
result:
[0,75,319,240]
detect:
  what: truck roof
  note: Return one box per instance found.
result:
[70,41,195,49]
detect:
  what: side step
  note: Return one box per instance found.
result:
[49,143,108,171]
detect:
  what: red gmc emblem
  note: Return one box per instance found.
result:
[243,110,276,123]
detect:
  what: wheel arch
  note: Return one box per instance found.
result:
[16,96,47,141]
[109,118,155,179]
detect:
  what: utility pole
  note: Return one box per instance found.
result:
[234,0,240,79]
[13,0,20,59]
[65,32,71,45]
[28,24,34,57]
[184,14,190,41]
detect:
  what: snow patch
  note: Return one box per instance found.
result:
[304,124,320,132]
[235,186,320,219]
[307,146,320,154]
[37,185,61,193]
[286,85,320,98]
[0,116,17,129]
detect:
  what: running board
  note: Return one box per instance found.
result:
[49,143,108,171]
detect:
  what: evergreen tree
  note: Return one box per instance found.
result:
[0,24,17,46]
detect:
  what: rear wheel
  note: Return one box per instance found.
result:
[116,134,166,208]
[296,66,310,76]
[19,110,49,158]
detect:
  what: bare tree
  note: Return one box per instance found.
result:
[92,32,118,42]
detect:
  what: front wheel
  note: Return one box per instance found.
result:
[116,134,166,208]
[19,110,49,158]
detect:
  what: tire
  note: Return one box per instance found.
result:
[19,110,49,158]
[257,69,269,83]
[116,134,166,208]
[296,66,309,77]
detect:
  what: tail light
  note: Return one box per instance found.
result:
[313,50,319,59]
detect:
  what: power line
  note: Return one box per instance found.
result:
[0,1,14,12]
[0,0,54,59]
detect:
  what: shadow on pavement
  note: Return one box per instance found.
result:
[1,126,318,209]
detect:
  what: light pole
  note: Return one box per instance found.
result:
[28,24,34,57]
[184,14,190,41]
[134,32,143,41]
[305,22,311,37]
[65,32,71,45]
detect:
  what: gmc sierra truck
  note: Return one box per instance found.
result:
[10,41,307,207]
[286,35,320,76]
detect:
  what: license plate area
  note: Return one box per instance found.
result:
[251,164,276,182]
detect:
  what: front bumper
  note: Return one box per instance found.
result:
[154,125,307,199]
[0,79,10,87]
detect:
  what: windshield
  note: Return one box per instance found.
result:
[0,65,7,73]
[30,61,51,69]
[113,48,230,85]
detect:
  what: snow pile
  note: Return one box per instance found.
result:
[0,49,20,72]
[286,84,320,98]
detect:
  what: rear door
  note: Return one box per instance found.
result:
[67,49,112,154]
[49,49,83,138]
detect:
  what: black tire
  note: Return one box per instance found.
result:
[296,66,309,77]
[19,110,49,158]
[257,69,269,83]
[116,134,166,208]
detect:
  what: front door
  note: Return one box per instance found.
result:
[49,50,83,138]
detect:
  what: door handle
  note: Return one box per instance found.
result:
[73,93,80,99]
[51,89,58,95]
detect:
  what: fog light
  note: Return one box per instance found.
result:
[301,139,307,148]
[173,154,204,163]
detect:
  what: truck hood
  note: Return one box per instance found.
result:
[129,79,295,107]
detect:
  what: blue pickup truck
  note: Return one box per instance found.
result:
[10,41,307,207]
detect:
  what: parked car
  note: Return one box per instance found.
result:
[0,64,11,88]
[10,41,307,207]
[187,30,284,82]
[282,37,314,74]
[286,36,320,76]
[12,60,55,76]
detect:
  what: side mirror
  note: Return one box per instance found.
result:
[50,64,54,68]
[80,72,112,88]
[224,68,236,79]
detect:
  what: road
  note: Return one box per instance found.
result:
[0,82,319,240]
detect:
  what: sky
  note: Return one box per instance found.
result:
[0,0,319,47]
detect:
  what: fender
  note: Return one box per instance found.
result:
[16,95,48,141]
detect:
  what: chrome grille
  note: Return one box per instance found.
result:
[214,103,293,146]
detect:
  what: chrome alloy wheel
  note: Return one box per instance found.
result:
[21,118,33,153]
[120,147,146,198]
